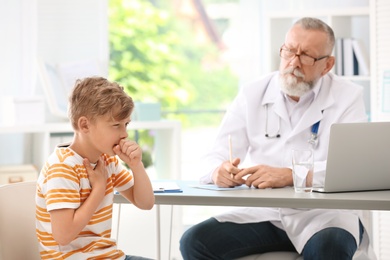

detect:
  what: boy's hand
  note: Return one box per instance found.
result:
[83,156,107,192]
[113,139,142,168]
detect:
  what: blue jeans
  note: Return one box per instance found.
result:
[180,218,364,260]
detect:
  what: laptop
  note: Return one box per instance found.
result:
[314,121,390,193]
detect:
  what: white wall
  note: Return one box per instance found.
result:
[0,0,109,165]
[0,0,37,164]
[0,0,37,96]
[0,0,108,118]
[37,0,109,70]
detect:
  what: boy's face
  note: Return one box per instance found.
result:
[88,114,130,157]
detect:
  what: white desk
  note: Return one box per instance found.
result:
[114,181,390,259]
[114,180,390,210]
[0,121,181,179]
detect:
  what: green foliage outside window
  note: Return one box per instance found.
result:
[108,0,238,128]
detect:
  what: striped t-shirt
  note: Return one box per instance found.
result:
[36,146,133,259]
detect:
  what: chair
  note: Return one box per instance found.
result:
[235,247,370,260]
[0,181,41,260]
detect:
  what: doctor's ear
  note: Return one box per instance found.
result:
[321,56,335,76]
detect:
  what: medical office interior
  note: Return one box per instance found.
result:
[0,0,389,259]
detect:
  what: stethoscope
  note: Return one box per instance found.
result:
[264,104,321,146]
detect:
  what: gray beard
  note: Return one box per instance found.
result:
[279,68,314,97]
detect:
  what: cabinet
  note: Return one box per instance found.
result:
[0,165,38,185]
[264,7,371,116]
[0,120,181,180]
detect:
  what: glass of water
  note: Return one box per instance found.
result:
[292,149,314,193]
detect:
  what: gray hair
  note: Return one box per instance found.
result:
[294,17,335,52]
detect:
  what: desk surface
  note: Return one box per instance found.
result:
[114,181,390,211]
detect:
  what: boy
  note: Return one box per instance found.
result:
[36,77,155,259]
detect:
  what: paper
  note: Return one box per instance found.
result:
[152,181,182,193]
[192,184,250,191]
[351,39,370,76]
[342,38,354,76]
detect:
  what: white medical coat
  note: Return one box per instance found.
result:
[199,72,375,259]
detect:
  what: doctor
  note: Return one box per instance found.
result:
[180,17,375,260]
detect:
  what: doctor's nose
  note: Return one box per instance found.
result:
[289,54,302,68]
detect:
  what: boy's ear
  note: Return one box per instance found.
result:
[78,116,90,132]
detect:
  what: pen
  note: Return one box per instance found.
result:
[228,134,233,179]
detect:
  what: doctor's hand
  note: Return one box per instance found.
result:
[234,165,293,189]
[212,158,245,188]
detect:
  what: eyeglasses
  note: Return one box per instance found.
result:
[279,46,329,66]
